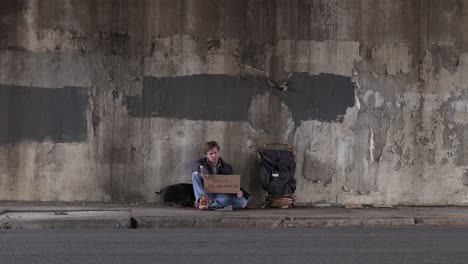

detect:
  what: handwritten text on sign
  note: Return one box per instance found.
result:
[204,175,240,194]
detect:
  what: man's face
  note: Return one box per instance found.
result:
[206,147,220,164]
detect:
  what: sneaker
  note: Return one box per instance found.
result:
[198,194,209,210]
[212,205,233,212]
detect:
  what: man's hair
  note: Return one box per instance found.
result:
[203,141,220,154]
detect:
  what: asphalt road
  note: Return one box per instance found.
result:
[1,228,468,264]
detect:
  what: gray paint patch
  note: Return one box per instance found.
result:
[0,85,88,144]
[126,75,264,121]
[126,73,355,125]
[283,73,355,125]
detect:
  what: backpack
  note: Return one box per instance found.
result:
[259,148,296,196]
[258,143,297,208]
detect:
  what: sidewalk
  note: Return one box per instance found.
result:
[1,201,468,229]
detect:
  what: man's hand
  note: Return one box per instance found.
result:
[237,190,243,198]
[200,173,209,180]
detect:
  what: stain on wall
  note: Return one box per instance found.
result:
[0,85,88,144]
[302,157,336,185]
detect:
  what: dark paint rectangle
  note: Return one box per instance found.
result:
[130,75,260,121]
[0,85,88,144]
[126,73,355,126]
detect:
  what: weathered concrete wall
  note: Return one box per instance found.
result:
[1,0,468,206]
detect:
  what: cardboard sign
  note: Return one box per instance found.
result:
[204,175,240,194]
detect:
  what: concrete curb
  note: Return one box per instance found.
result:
[132,216,468,229]
[2,209,129,213]
[415,217,468,227]
[2,205,468,229]
[0,211,131,229]
[11,218,130,229]
[2,214,468,229]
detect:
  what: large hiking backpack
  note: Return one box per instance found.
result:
[258,143,297,208]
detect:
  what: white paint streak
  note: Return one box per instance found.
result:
[362,90,374,106]
[369,128,375,162]
[336,136,354,174]
[452,100,468,125]
[355,94,361,110]
[374,92,385,108]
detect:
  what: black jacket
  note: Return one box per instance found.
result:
[189,157,233,175]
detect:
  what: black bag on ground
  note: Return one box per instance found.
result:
[156,183,195,207]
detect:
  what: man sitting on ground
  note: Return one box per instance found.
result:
[190,141,247,210]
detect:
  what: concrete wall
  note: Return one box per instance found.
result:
[1,0,468,206]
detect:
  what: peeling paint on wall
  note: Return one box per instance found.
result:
[452,100,468,125]
[372,43,412,76]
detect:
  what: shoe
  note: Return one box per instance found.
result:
[198,194,209,210]
[212,205,233,212]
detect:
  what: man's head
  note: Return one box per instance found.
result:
[203,141,220,165]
